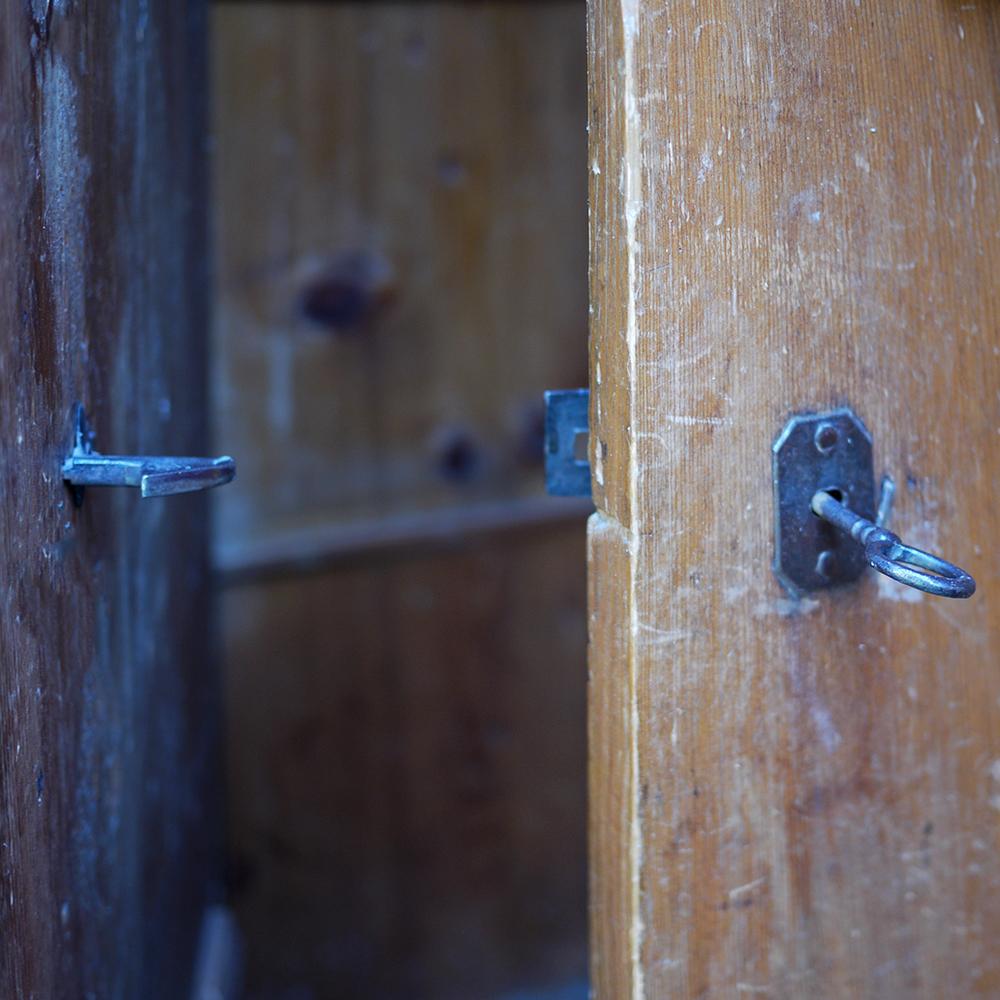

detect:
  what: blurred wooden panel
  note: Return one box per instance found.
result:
[224,524,588,999]
[212,2,589,996]
[211,1,588,571]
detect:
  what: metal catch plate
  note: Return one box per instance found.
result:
[544,389,591,498]
[773,408,876,595]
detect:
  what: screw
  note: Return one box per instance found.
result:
[814,422,839,454]
[815,550,837,579]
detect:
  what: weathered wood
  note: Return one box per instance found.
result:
[224,525,588,999]
[0,4,215,996]
[211,0,589,566]
[588,1,1000,996]
[588,515,639,999]
[212,3,590,996]
[217,494,591,584]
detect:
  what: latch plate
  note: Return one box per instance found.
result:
[773,408,876,595]
[544,389,591,498]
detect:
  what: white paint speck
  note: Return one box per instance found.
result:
[989,759,1000,811]
[638,622,691,645]
[697,150,713,184]
[754,597,820,618]
[729,876,766,900]
[661,414,727,427]
[812,703,842,753]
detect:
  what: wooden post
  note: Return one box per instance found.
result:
[0,4,214,996]
[588,2,1000,995]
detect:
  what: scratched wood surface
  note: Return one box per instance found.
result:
[211,0,588,573]
[0,3,216,997]
[588,2,1000,997]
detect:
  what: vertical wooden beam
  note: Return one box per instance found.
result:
[0,4,213,996]
[588,1,1000,995]
[587,2,641,993]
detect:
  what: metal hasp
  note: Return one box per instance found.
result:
[63,405,236,502]
[773,407,975,599]
[544,389,591,498]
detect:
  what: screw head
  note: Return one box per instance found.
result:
[815,549,837,579]
[814,422,839,455]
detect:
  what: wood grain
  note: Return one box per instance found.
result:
[212,3,590,996]
[224,525,588,999]
[588,2,1000,996]
[211,0,588,572]
[0,3,215,997]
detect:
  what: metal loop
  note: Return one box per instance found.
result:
[864,531,976,599]
[810,489,977,600]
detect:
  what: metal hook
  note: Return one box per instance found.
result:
[810,489,975,599]
[63,405,235,501]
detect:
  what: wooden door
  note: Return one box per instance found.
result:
[0,4,217,997]
[211,4,590,996]
[588,2,1000,996]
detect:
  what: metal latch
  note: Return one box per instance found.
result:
[773,408,975,599]
[63,404,236,504]
[544,389,590,498]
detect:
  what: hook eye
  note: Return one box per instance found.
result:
[864,531,976,599]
